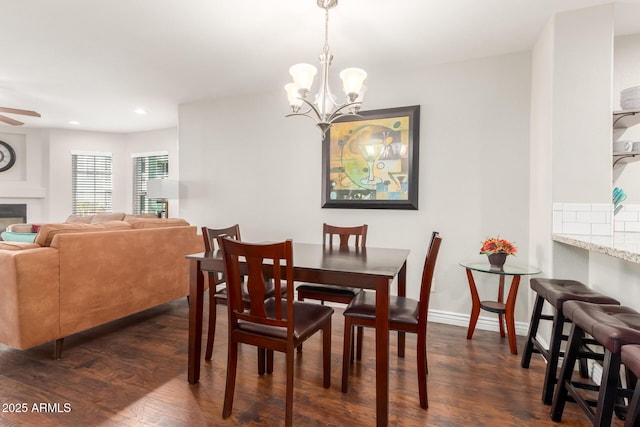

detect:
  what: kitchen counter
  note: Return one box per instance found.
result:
[552,233,640,263]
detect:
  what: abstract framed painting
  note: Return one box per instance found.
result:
[322,105,420,209]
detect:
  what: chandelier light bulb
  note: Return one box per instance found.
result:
[289,63,317,97]
[285,83,304,112]
[339,68,367,101]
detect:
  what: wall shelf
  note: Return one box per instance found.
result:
[613,109,640,129]
[613,110,640,169]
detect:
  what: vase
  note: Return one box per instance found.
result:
[487,252,508,269]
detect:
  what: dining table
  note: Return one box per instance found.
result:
[186,242,410,427]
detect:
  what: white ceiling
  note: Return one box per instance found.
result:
[1,0,640,134]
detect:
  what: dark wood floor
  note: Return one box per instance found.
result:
[0,298,622,426]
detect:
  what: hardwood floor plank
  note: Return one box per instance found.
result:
[0,299,622,426]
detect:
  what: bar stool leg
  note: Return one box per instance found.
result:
[551,324,584,422]
[594,351,621,427]
[626,381,640,427]
[521,294,545,368]
[542,310,566,405]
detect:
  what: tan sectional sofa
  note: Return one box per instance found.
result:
[0,217,203,358]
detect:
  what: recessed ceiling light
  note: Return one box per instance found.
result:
[134,108,147,115]
[68,120,80,125]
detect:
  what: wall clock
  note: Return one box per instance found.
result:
[0,140,16,172]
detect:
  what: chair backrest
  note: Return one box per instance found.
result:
[417,232,442,325]
[219,237,294,337]
[202,224,241,286]
[323,223,367,249]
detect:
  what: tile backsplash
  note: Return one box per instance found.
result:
[613,204,640,232]
[552,203,612,236]
[554,203,640,235]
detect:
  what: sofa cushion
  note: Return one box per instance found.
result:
[91,212,126,223]
[65,214,93,223]
[126,218,190,229]
[0,241,41,250]
[123,214,158,221]
[35,221,133,247]
[6,224,34,233]
[0,232,37,243]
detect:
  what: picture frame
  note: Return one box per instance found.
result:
[322,105,420,210]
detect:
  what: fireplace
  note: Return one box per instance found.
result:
[0,204,27,232]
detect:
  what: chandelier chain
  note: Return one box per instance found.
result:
[323,7,330,55]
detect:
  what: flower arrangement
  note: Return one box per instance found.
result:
[479,237,517,256]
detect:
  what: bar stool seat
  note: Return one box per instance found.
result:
[551,302,640,426]
[521,278,619,405]
[621,345,640,427]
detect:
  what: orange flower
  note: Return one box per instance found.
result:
[480,237,517,255]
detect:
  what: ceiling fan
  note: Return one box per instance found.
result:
[0,106,41,126]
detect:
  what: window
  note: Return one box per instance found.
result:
[72,152,113,214]
[132,153,169,214]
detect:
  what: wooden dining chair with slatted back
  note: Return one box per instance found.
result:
[219,237,333,427]
[201,225,285,361]
[341,231,442,409]
[201,225,241,361]
[296,223,368,357]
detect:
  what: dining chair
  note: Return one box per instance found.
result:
[296,223,367,358]
[340,231,442,409]
[201,225,284,361]
[219,237,333,427]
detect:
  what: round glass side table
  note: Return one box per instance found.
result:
[459,260,541,355]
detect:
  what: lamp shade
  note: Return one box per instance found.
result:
[339,67,367,99]
[147,179,178,199]
[289,63,317,93]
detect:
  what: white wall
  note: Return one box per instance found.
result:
[552,5,613,204]
[179,51,533,323]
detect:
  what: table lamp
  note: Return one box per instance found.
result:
[147,179,178,218]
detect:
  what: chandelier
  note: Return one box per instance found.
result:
[284,0,367,139]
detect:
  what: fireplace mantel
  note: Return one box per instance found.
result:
[0,184,46,199]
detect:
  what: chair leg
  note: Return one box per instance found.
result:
[267,350,274,374]
[542,310,565,405]
[521,294,545,368]
[323,320,331,389]
[222,341,238,419]
[356,326,364,361]
[550,324,584,422]
[285,349,294,427]
[296,295,304,353]
[53,338,64,360]
[342,318,353,393]
[258,348,266,375]
[417,328,428,409]
[205,299,217,361]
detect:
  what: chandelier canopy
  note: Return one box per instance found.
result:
[284,0,367,139]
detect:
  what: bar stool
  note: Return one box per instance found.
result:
[551,302,640,426]
[621,345,640,427]
[521,278,620,405]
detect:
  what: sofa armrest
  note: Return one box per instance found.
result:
[0,248,60,350]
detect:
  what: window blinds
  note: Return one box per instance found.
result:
[71,153,113,214]
[132,154,169,214]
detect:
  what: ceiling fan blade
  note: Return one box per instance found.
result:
[0,107,41,117]
[0,114,24,126]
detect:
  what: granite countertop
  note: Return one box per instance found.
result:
[552,233,640,263]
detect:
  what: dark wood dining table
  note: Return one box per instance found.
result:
[186,242,410,427]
